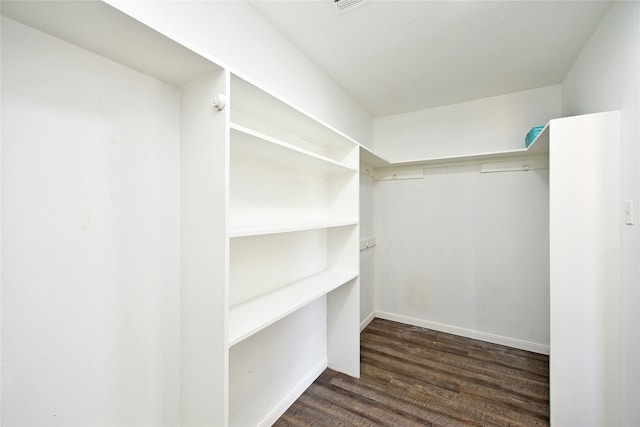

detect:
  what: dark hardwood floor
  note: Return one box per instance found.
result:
[274,318,549,426]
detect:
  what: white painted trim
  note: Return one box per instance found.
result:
[480,157,549,173]
[374,167,424,181]
[327,361,360,379]
[256,358,327,427]
[360,311,376,331]
[374,311,550,355]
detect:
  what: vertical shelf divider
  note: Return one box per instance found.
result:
[180,69,230,427]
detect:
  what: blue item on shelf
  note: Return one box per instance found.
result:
[525,126,544,148]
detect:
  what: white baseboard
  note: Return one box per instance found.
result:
[360,311,376,331]
[327,361,360,379]
[374,311,550,355]
[257,358,327,427]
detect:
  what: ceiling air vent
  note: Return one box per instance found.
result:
[331,0,367,14]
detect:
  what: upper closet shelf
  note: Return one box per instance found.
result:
[0,1,221,86]
[231,76,358,155]
[228,269,359,347]
[231,123,357,175]
[360,122,550,169]
[360,145,391,168]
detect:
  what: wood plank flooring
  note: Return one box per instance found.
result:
[274,318,549,427]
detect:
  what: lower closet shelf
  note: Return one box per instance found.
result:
[228,270,358,346]
[229,220,357,238]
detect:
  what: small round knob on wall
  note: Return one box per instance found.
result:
[212,93,226,111]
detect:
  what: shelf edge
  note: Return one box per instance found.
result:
[228,270,359,346]
[229,220,358,238]
[360,121,551,171]
[230,122,357,173]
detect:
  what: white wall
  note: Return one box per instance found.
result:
[561,1,640,424]
[105,0,373,148]
[374,85,561,160]
[374,166,550,351]
[1,17,180,425]
[372,87,561,352]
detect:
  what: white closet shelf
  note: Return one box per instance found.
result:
[360,145,391,168]
[231,123,356,175]
[231,75,359,152]
[228,270,359,347]
[360,122,550,169]
[229,220,357,238]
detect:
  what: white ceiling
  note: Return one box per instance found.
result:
[248,0,613,118]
